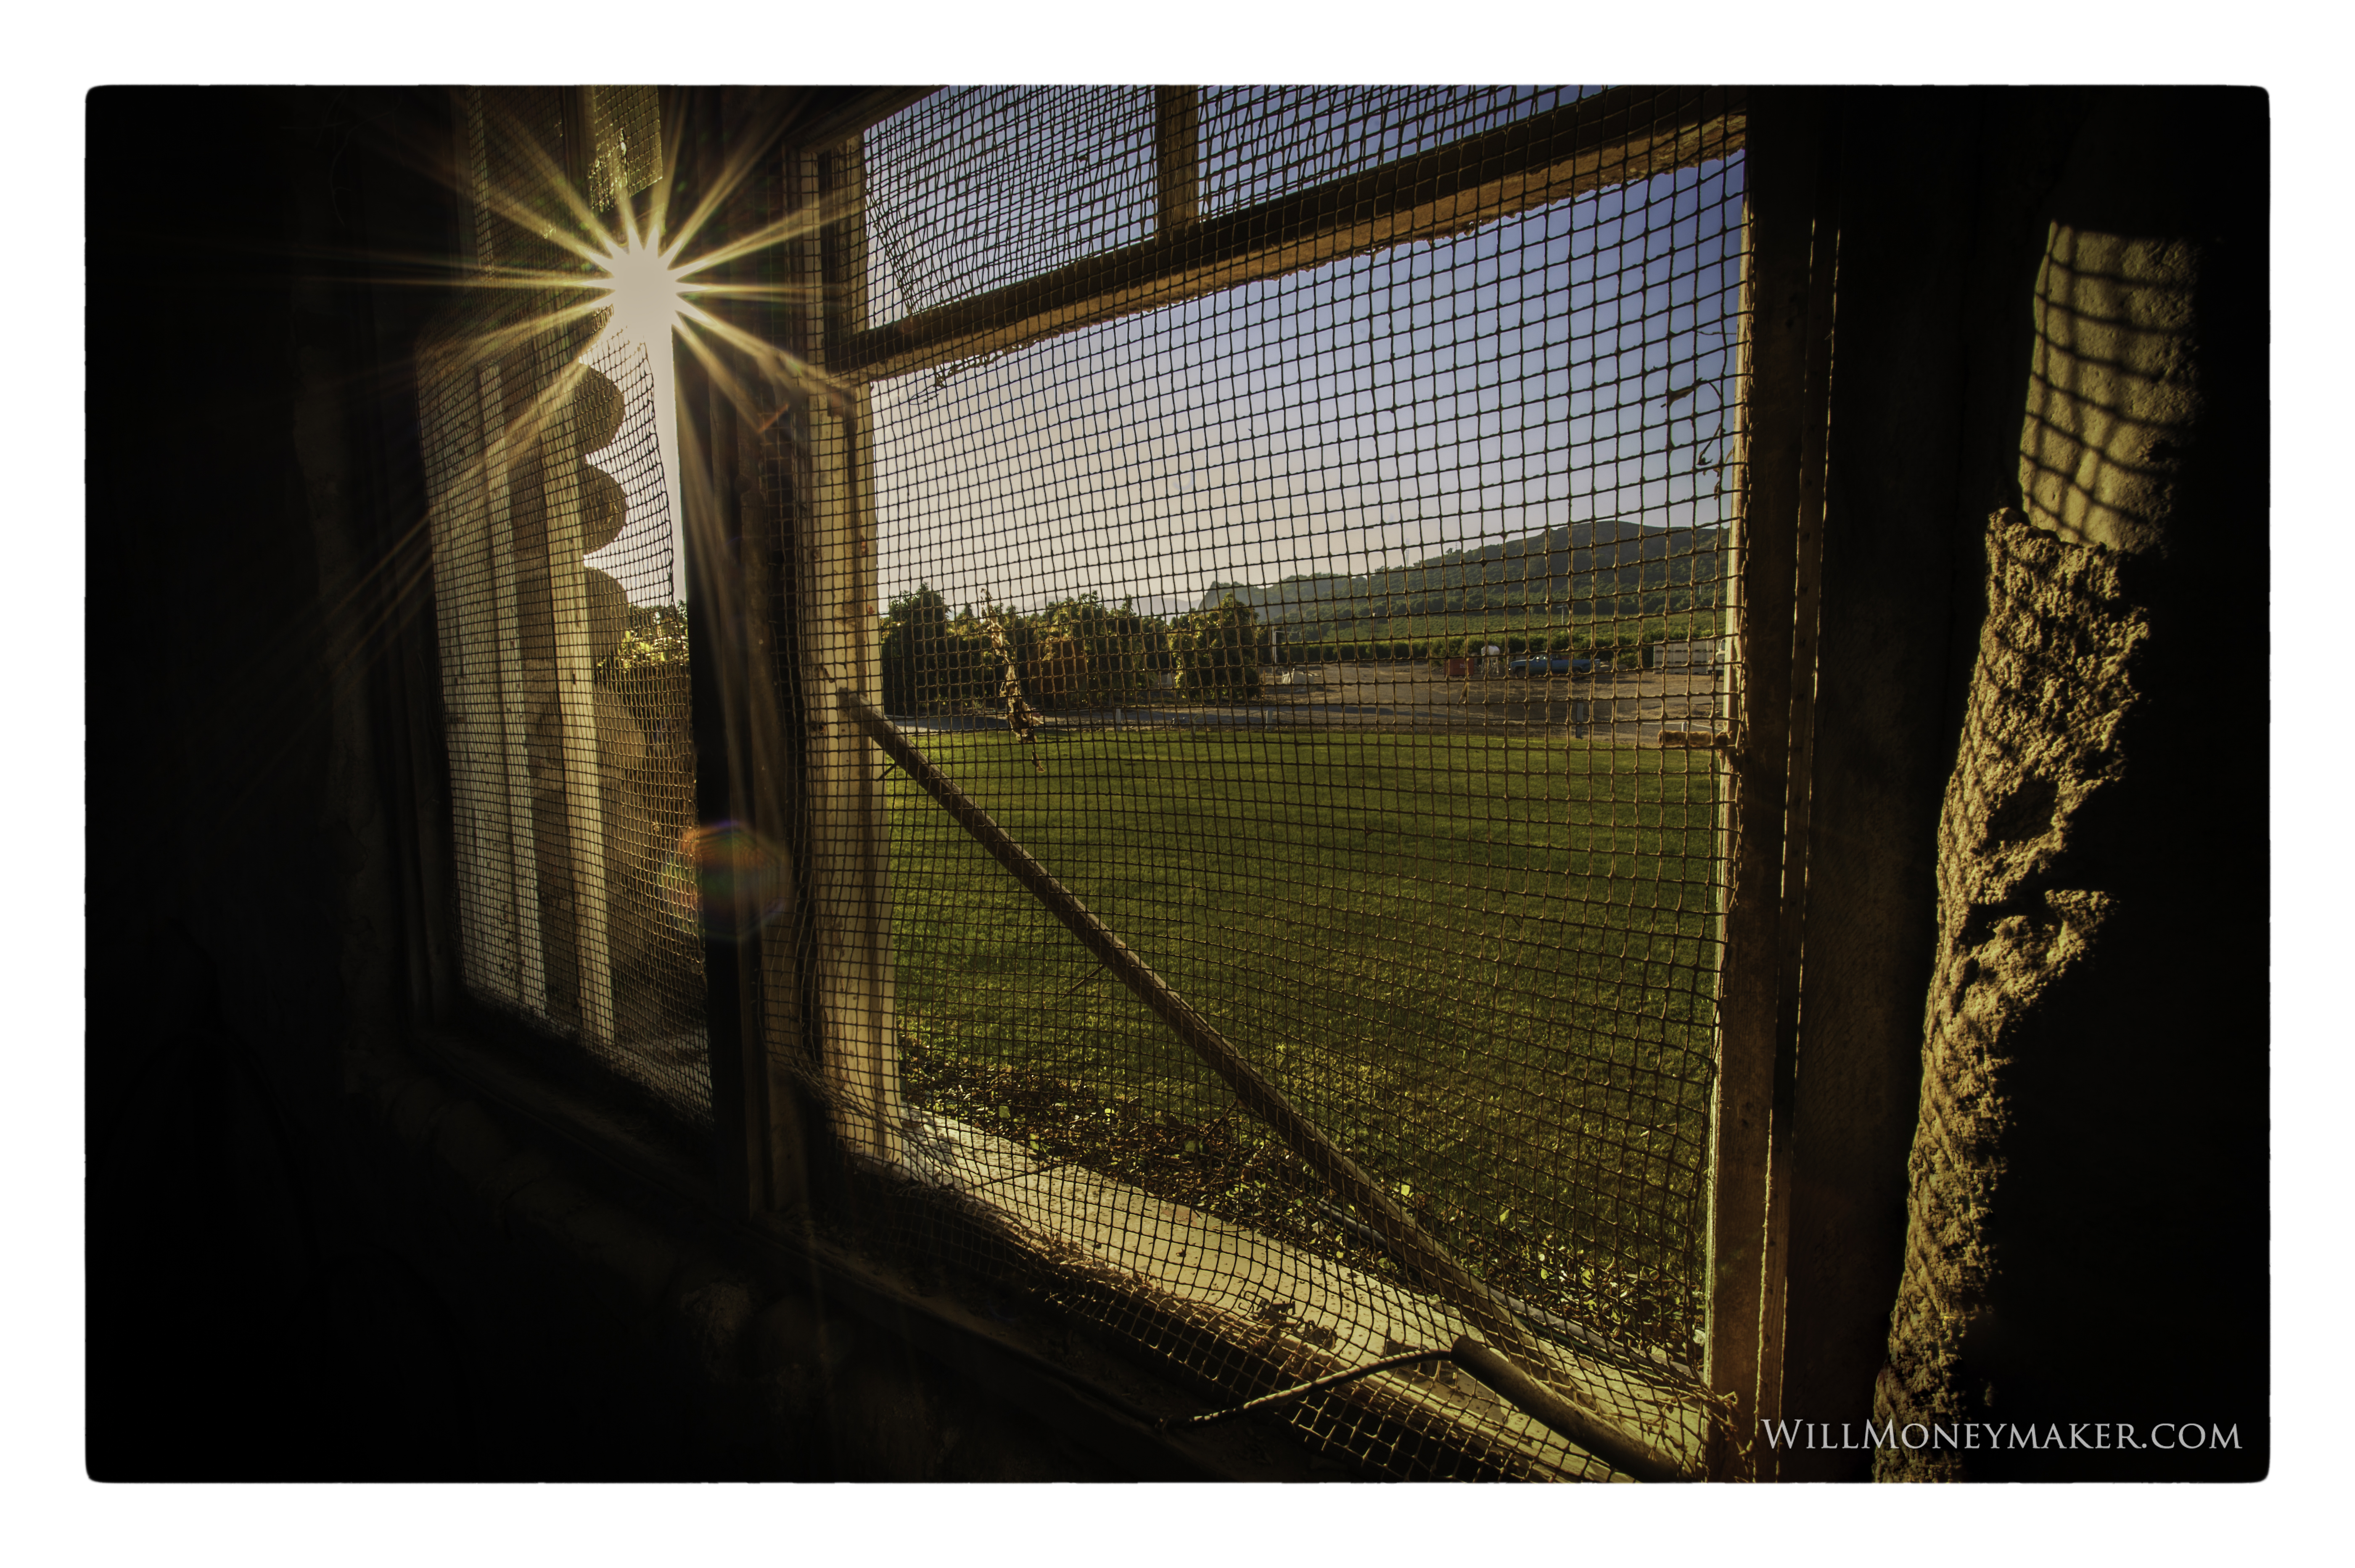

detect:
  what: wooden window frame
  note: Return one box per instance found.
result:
[486,82,1837,1481]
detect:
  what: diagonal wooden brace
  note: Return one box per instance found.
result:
[835,685,1689,1487]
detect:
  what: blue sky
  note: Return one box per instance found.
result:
[861,89,1743,616]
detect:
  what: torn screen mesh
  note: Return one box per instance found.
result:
[777,85,1748,1479]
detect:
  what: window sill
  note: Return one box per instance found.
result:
[892,1108,1710,1481]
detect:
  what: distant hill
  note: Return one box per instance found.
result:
[1197,518,1723,622]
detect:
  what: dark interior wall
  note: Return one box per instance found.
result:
[1746,86,2267,1481]
[1764,88,1988,1482]
[1871,88,2270,1480]
[1766,86,2111,1480]
[90,87,358,1476]
[84,85,571,1478]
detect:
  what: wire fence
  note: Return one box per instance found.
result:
[793,85,1748,1479]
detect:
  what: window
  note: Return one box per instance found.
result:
[424,85,1772,1482]
[418,86,711,1132]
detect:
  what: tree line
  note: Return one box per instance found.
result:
[881,586,1266,716]
[881,585,1725,717]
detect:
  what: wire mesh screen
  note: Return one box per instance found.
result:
[790,85,1747,1481]
[1197,85,1606,214]
[419,86,712,1129]
[584,85,664,214]
[863,87,1159,328]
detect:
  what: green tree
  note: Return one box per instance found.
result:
[1168,594,1263,701]
[881,584,949,713]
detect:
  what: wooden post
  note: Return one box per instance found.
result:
[1156,87,1200,235]
[1702,218,1756,1461]
[534,350,618,1049]
[421,343,505,1003]
[796,135,900,1162]
[1701,88,1826,1479]
[474,360,546,1010]
[677,84,814,1220]
[1752,105,1842,1460]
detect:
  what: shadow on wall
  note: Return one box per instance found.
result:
[2019,225,2207,558]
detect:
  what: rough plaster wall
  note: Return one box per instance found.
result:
[1874,90,2267,1481]
[1874,510,2147,1481]
[2019,228,2208,559]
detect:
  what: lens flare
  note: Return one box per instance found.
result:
[592,234,694,351]
[661,822,790,941]
[442,95,858,587]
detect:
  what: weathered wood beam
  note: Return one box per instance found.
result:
[1155,85,1201,232]
[1701,87,1829,1480]
[783,86,940,165]
[833,84,1746,384]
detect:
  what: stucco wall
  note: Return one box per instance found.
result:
[1874,89,2268,1481]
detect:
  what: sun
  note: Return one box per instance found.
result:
[452,129,840,436]
[592,234,695,351]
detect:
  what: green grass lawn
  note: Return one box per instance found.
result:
[885,725,1725,1361]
